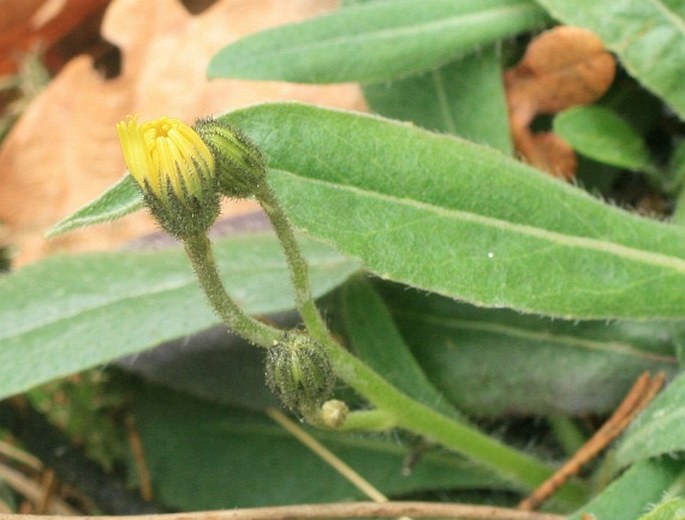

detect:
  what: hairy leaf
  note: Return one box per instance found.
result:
[222,102,685,319]
[134,384,506,509]
[554,106,650,171]
[340,278,462,419]
[47,175,143,237]
[614,371,685,468]
[568,458,685,520]
[363,44,512,152]
[0,234,359,399]
[208,0,550,83]
[378,283,678,416]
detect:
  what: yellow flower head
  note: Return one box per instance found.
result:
[116,116,215,204]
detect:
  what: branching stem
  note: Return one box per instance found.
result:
[254,183,586,505]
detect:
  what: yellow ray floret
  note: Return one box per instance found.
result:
[116,116,215,203]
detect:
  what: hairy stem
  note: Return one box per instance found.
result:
[255,184,586,505]
[258,184,329,334]
[183,233,283,347]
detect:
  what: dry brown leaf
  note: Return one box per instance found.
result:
[505,25,616,179]
[0,0,111,74]
[0,0,365,265]
[516,132,578,180]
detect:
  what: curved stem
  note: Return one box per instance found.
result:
[258,185,329,334]
[319,332,588,504]
[183,233,283,348]
[255,185,586,504]
[206,190,587,506]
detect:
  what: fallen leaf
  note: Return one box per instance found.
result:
[505,25,616,179]
[0,0,364,265]
[516,131,577,180]
[0,0,111,75]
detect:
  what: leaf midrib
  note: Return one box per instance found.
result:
[395,309,677,363]
[1,277,199,343]
[651,0,685,35]
[0,257,348,342]
[220,3,535,66]
[275,169,685,274]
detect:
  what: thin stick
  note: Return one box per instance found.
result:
[0,462,77,515]
[126,415,153,501]
[36,469,57,515]
[0,501,566,520]
[0,440,41,470]
[265,408,388,503]
[518,371,666,511]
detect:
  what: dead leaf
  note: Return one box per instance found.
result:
[505,25,616,179]
[0,0,365,265]
[0,0,111,75]
[515,132,577,180]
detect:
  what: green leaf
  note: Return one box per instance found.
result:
[208,0,550,83]
[47,175,143,237]
[118,327,280,411]
[379,282,678,416]
[339,278,462,419]
[554,105,651,171]
[535,0,685,120]
[639,498,685,520]
[614,371,685,468]
[363,44,513,153]
[0,233,360,400]
[133,384,506,510]
[568,458,685,520]
[222,102,685,319]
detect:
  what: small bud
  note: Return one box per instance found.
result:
[265,331,335,417]
[320,399,349,429]
[194,118,267,199]
[116,116,220,238]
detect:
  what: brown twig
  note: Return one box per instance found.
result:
[0,400,161,515]
[36,469,57,514]
[518,371,666,511]
[0,461,77,515]
[0,440,42,471]
[265,408,388,503]
[126,415,154,501]
[0,501,565,520]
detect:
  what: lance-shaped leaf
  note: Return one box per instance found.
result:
[47,175,143,237]
[221,102,685,320]
[613,371,685,469]
[553,105,651,171]
[378,282,678,416]
[0,233,360,400]
[567,458,685,520]
[208,0,550,83]
[133,385,505,510]
[363,44,512,153]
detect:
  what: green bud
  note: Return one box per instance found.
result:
[320,399,349,429]
[194,118,267,199]
[265,331,335,416]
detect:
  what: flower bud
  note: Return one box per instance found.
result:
[265,331,335,417]
[116,116,220,238]
[194,118,267,199]
[320,399,349,429]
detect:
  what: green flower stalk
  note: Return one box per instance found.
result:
[115,114,587,504]
[116,115,282,348]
